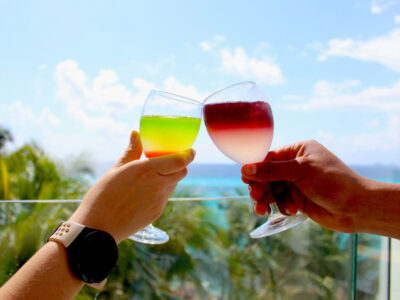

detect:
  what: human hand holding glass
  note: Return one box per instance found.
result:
[203,81,307,238]
[129,90,202,244]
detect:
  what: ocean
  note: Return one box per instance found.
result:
[95,163,400,198]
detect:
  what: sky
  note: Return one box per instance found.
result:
[1,0,400,167]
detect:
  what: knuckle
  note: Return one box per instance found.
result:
[175,156,187,169]
[180,168,188,178]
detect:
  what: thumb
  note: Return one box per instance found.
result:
[116,131,142,166]
[241,159,304,183]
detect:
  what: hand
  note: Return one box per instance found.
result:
[69,131,195,243]
[241,140,372,234]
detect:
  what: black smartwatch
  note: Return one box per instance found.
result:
[47,221,118,289]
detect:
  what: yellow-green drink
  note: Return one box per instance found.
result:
[140,115,201,158]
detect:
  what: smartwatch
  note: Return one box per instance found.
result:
[47,221,118,289]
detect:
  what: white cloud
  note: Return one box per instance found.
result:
[39,64,48,71]
[55,60,142,115]
[162,76,206,101]
[141,55,176,75]
[317,115,400,164]
[285,79,400,111]
[38,108,60,126]
[54,59,206,136]
[395,15,400,24]
[7,101,34,122]
[371,2,383,14]
[221,47,285,85]
[200,35,226,51]
[317,29,400,71]
[370,0,396,14]
[6,101,60,127]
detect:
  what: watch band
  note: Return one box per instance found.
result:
[48,221,85,247]
[48,221,107,290]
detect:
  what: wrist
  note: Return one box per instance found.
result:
[68,208,122,244]
[353,178,400,239]
[48,221,119,288]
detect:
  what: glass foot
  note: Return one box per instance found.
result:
[250,213,307,238]
[129,225,169,244]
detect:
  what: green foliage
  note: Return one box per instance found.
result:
[0,126,13,151]
[0,142,91,201]
[0,140,353,299]
[0,140,91,286]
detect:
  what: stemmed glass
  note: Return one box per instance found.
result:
[129,90,202,244]
[203,81,307,238]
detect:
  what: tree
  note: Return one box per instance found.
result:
[0,126,13,151]
[0,141,93,284]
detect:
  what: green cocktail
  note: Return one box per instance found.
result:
[140,115,201,158]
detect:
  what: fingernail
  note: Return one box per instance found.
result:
[185,149,195,161]
[243,165,257,175]
[130,131,138,143]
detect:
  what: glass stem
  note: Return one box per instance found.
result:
[269,203,280,215]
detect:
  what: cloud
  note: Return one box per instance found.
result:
[54,59,206,135]
[200,35,226,51]
[162,76,206,101]
[38,108,60,126]
[284,79,400,111]
[317,29,400,72]
[395,15,400,24]
[317,115,400,164]
[39,64,48,71]
[7,101,60,127]
[141,55,176,75]
[55,60,142,115]
[221,47,285,85]
[370,0,396,14]
[7,101,34,122]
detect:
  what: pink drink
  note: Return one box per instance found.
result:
[203,101,274,164]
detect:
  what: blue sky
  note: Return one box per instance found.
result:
[1,0,400,166]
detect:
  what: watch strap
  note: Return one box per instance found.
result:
[48,221,85,247]
[48,221,107,290]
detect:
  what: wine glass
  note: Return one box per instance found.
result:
[129,90,202,244]
[203,81,307,238]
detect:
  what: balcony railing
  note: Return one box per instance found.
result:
[0,198,396,299]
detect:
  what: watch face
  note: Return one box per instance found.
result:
[68,229,118,284]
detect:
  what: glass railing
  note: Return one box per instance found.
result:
[0,198,395,299]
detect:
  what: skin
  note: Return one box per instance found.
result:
[0,131,195,300]
[241,140,400,239]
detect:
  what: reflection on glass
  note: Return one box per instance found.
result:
[129,90,202,245]
[203,81,307,238]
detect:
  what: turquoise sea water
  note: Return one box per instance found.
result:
[177,176,248,197]
[176,175,400,198]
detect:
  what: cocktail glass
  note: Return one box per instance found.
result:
[129,90,202,244]
[203,81,307,238]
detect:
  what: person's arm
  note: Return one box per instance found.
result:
[0,242,84,300]
[241,139,400,239]
[0,131,195,300]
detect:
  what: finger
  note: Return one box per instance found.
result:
[164,168,188,185]
[269,181,295,215]
[263,142,305,162]
[242,159,304,183]
[288,183,306,214]
[249,182,270,201]
[254,193,274,216]
[241,175,251,184]
[115,131,143,166]
[150,149,195,175]
[254,197,270,216]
